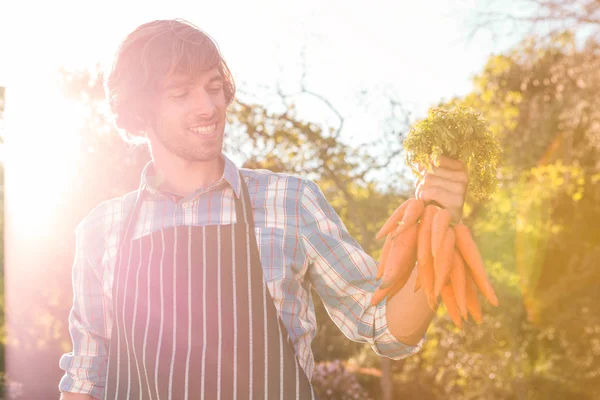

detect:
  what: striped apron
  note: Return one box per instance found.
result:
[104,174,316,399]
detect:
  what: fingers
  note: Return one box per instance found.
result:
[415,156,468,224]
[428,165,468,185]
[435,155,465,171]
[418,185,464,211]
[419,156,468,184]
[417,185,464,223]
[416,163,428,176]
[417,173,467,196]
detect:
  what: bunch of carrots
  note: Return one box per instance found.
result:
[370,198,498,328]
[370,107,502,328]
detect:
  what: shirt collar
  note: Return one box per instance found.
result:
[139,154,242,199]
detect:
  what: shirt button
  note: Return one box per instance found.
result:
[182,202,189,209]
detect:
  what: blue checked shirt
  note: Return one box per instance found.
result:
[59,154,425,398]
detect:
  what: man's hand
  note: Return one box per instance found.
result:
[415,155,469,223]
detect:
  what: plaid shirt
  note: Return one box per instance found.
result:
[59,154,425,398]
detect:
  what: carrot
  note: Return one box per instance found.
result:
[425,264,437,310]
[453,223,499,307]
[371,286,392,306]
[449,248,468,319]
[379,223,418,289]
[441,283,463,329]
[417,204,437,309]
[396,198,425,234]
[387,267,414,302]
[371,266,413,306]
[376,199,412,240]
[413,265,421,293]
[465,270,483,324]
[433,228,455,299]
[376,233,394,280]
[431,208,452,257]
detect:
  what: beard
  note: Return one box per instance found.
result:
[150,119,224,163]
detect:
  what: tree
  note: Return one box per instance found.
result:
[426,30,600,398]
[470,0,600,43]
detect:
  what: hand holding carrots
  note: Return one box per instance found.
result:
[371,106,502,328]
[371,197,499,328]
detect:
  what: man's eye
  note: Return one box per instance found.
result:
[170,92,188,99]
[208,86,223,93]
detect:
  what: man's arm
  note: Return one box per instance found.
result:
[385,267,437,345]
[58,215,111,399]
[299,179,425,359]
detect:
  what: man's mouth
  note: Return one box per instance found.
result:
[188,123,217,136]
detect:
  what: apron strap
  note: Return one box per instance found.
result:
[116,188,146,258]
[122,171,251,251]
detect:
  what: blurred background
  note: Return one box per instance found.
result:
[0,0,599,398]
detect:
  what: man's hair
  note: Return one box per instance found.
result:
[104,19,236,144]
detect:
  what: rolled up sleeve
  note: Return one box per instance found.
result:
[300,179,424,359]
[59,221,111,399]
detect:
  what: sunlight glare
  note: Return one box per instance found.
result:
[6,71,85,235]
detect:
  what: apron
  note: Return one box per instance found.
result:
[104,174,316,399]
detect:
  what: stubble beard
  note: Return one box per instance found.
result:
[152,122,223,163]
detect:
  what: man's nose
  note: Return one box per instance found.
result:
[191,89,217,117]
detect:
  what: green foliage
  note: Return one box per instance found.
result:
[451,32,600,175]
[431,29,600,400]
[403,107,502,201]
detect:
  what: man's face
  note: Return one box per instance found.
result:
[148,67,228,163]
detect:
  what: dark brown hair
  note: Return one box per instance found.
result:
[104,19,236,144]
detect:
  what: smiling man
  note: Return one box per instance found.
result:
[58,19,470,400]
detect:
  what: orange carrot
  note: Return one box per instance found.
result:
[417,204,437,309]
[433,228,455,299]
[396,198,425,234]
[387,267,414,302]
[379,223,418,289]
[425,265,437,310]
[465,270,483,324]
[371,286,392,306]
[453,223,499,307]
[413,265,421,293]
[371,266,413,306]
[431,208,452,257]
[376,199,412,240]
[376,233,394,280]
[441,283,463,329]
[449,248,468,319]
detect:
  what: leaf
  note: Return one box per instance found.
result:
[403,106,502,201]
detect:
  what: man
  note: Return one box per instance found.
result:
[59,19,469,399]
